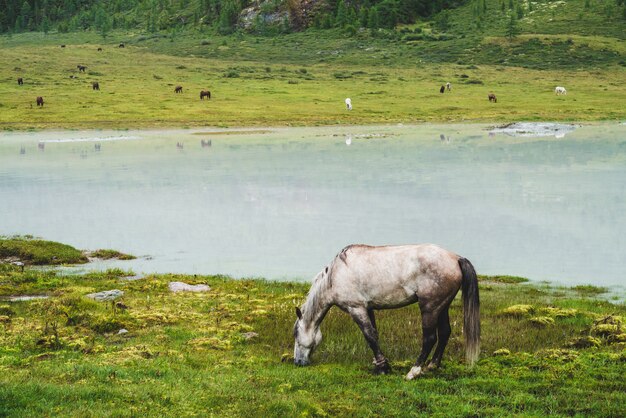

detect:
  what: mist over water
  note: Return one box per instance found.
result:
[1,124,625,287]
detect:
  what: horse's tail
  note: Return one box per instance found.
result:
[459,257,480,365]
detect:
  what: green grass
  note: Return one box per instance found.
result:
[0,260,624,416]
[0,237,87,265]
[0,26,624,130]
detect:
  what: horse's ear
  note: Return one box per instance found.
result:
[295,307,302,320]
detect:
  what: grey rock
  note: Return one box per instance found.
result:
[168,282,211,293]
[86,289,124,301]
[118,328,129,335]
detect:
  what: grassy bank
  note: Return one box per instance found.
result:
[0,262,624,416]
[0,236,88,265]
[1,30,625,130]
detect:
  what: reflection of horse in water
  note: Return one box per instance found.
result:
[38,142,45,151]
[20,146,26,155]
[95,143,101,151]
[177,142,184,149]
[201,139,212,148]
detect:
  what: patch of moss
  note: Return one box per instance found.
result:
[529,316,555,327]
[502,304,535,317]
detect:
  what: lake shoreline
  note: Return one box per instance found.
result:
[0,119,620,134]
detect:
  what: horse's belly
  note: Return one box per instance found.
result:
[368,290,418,309]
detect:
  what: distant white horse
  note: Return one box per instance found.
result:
[345,98,352,110]
[446,82,451,92]
[555,86,567,95]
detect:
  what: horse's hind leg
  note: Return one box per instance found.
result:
[348,307,391,374]
[406,308,438,380]
[427,307,451,370]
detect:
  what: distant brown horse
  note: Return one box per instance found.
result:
[60,44,66,48]
[119,43,125,48]
[200,90,211,100]
[440,85,445,94]
[97,47,103,51]
[17,77,23,85]
[175,86,183,93]
[36,97,44,107]
[488,93,497,103]
[77,65,87,72]
[92,82,100,91]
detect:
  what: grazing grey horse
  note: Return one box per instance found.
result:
[293,244,480,380]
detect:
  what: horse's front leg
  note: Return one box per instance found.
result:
[348,307,391,375]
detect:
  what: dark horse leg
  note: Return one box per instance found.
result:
[427,307,452,370]
[348,307,391,374]
[406,302,439,380]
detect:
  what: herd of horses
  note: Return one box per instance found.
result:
[15,44,211,108]
[13,44,568,111]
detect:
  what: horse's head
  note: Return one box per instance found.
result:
[293,307,322,366]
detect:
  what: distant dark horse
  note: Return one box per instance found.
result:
[97,47,103,51]
[175,86,183,93]
[92,82,100,91]
[119,43,125,48]
[17,77,23,85]
[200,90,211,100]
[36,96,44,107]
[77,65,87,72]
[488,93,497,103]
[440,85,445,94]
[294,244,480,379]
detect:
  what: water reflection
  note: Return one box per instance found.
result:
[1,124,625,286]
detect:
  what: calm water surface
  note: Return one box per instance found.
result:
[1,124,625,287]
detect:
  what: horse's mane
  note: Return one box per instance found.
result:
[301,260,337,324]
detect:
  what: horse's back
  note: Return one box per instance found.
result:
[331,244,462,308]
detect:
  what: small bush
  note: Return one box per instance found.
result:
[224,70,240,78]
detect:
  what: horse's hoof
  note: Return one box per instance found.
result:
[426,363,439,371]
[373,365,391,375]
[405,366,423,380]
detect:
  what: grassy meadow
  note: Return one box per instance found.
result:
[0,240,625,416]
[1,27,625,130]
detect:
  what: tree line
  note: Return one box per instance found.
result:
[0,0,465,35]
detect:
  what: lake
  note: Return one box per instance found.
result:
[1,124,625,287]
